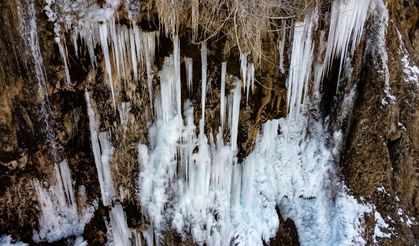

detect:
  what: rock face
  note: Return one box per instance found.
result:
[340,0,419,244]
[0,0,417,245]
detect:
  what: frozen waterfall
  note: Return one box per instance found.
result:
[18,0,399,244]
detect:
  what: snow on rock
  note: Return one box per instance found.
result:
[366,0,395,108]
[373,210,392,243]
[401,54,419,85]
[396,29,419,86]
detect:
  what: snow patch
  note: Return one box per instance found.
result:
[397,30,419,85]
[373,211,392,243]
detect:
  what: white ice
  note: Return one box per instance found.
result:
[108,203,132,246]
[86,91,116,206]
[32,160,96,243]
[323,0,371,79]
[136,4,378,245]
[220,62,227,128]
[286,13,315,117]
[0,235,28,246]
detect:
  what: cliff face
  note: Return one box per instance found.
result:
[340,0,419,244]
[0,0,417,245]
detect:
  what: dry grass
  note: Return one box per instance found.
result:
[152,0,331,64]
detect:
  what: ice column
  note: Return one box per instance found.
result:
[286,13,315,117]
[185,57,193,93]
[231,78,241,153]
[220,62,227,128]
[174,36,182,116]
[200,42,208,133]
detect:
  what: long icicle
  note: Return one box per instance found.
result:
[200,41,207,133]
[220,62,227,129]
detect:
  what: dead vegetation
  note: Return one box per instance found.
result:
[151,0,331,64]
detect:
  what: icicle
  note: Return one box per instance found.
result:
[119,25,130,80]
[129,26,138,81]
[85,91,115,206]
[109,20,121,79]
[142,227,154,246]
[240,53,248,91]
[143,32,156,103]
[57,39,71,84]
[173,36,182,116]
[278,22,286,74]
[227,94,233,131]
[185,57,193,93]
[200,42,207,133]
[57,160,76,209]
[119,102,131,132]
[220,62,227,128]
[33,160,95,243]
[134,232,142,246]
[230,78,241,153]
[246,63,254,104]
[133,25,143,73]
[286,13,315,117]
[158,56,175,122]
[99,22,117,110]
[323,0,371,78]
[191,0,199,41]
[109,203,132,246]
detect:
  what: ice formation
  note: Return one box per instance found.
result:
[17,0,47,92]
[185,57,194,93]
[32,160,96,242]
[239,53,255,104]
[44,0,158,109]
[323,0,371,78]
[135,10,374,242]
[220,62,227,128]
[119,102,132,133]
[286,13,315,117]
[0,235,27,246]
[200,41,208,132]
[18,0,61,161]
[23,0,395,244]
[86,91,116,206]
[108,203,133,246]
